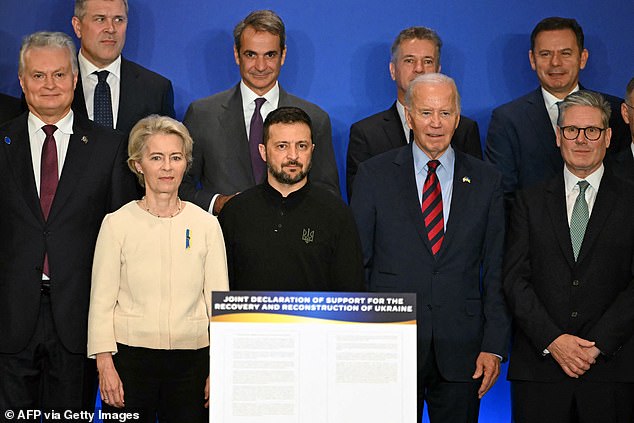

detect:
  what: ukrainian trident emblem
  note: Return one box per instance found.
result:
[302,228,314,244]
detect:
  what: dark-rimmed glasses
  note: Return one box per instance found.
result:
[558,125,607,141]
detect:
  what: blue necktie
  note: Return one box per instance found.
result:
[93,70,113,128]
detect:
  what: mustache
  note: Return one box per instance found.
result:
[283,160,302,167]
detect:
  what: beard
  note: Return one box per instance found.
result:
[268,159,312,185]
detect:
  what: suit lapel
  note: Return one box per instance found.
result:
[544,176,576,267]
[2,115,43,222]
[394,144,435,255]
[525,89,562,172]
[442,153,472,254]
[72,69,89,120]
[46,117,93,222]
[221,84,253,183]
[117,58,137,132]
[576,169,618,264]
[382,103,408,148]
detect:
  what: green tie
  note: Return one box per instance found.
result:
[570,180,590,261]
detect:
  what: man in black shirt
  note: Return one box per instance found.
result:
[219,107,364,292]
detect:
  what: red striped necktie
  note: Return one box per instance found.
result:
[422,160,444,256]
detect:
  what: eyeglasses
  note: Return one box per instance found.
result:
[625,102,634,110]
[558,125,607,141]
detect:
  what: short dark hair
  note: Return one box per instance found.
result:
[530,17,584,52]
[390,26,442,64]
[234,10,285,52]
[263,107,312,145]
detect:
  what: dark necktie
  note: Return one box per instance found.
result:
[422,160,444,256]
[94,70,113,128]
[249,97,266,183]
[41,124,59,276]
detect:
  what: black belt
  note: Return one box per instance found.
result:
[41,280,51,295]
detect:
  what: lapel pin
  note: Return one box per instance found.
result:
[81,136,88,144]
[4,136,10,145]
[462,176,471,184]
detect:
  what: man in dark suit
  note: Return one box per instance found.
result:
[181,10,339,215]
[347,26,482,199]
[0,31,136,415]
[0,92,25,124]
[485,17,631,208]
[607,77,634,180]
[351,73,510,423]
[71,0,175,135]
[504,90,634,422]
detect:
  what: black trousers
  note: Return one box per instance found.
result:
[102,343,209,423]
[417,343,481,423]
[512,379,634,423]
[0,294,97,422]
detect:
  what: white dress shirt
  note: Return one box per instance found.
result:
[78,51,122,127]
[28,110,74,195]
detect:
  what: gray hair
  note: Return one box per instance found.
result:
[19,31,78,76]
[234,10,285,52]
[405,73,461,112]
[391,26,442,64]
[557,90,611,128]
[74,0,129,19]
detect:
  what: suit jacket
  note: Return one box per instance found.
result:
[347,102,482,198]
[504,167,634,382]
[0,93,25,125]
[485,87,631,200]
[0,112,137,354]
[72,57,175,136]
[350,145,510,380]
[605,144,634,182]
[180,83,340,210]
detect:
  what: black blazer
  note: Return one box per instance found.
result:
[72,57,175,135]
[0,112,136,354]
[346,102,482,198]
[351,145,510,380]
[504,168,634,382]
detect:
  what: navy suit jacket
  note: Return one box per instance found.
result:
[72,57,175,136]
[485,87,631,202]
[347,102,482,198]
[180,83,340,211]
[0,112,136,354]
[350,145,510,380]
[504,168,634,382]
[605,144,634,182]
[0,93,25,125]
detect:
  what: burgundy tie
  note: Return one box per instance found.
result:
[422,160,444,255]
[249,98,266,183]
[40,124,59,276]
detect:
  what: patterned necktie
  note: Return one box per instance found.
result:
[422,160,444,255]
[94,70,113,128]
[41,124,59,276]
[570,180,590,261]
[249,97,266,183]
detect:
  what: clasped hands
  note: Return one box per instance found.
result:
[547,334,601,378]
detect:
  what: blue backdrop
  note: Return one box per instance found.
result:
[1,1,632,421]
